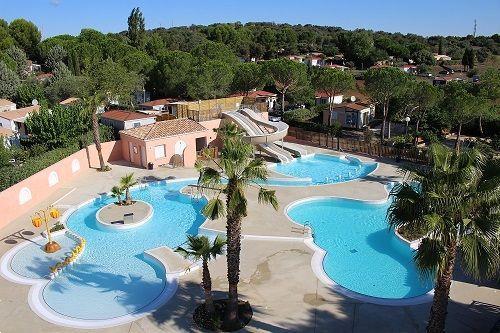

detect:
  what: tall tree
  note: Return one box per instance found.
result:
[196,123,278,329]
[312,68,355,111]
[441,81,477,152]
[397,80,442,133]
[388,144,499,333]
[149,50,193,98]
[0,61,20,99]
[176,235,226,320]
[5,45,27,77]
[44,45,67,71]
[477,68,500,136]
[231,62,265,95]
[264,58,308,113]
[364,67,408,142]
[127,7,146,49]
[8,19,41,59]
[187,60,234,100]
[88,60,143,170]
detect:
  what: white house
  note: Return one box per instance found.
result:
[322,102,374,129]
[433,54,452,61]
[401,64,418,74]
[315,92,343,106]
[100,110,157,131]
[139,98,178,114]
[246,90,278,110]
[0,105,40,137]
[0,99,16,112]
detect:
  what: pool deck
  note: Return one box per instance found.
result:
[0,146,498,332]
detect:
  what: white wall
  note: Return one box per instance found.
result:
[0,118,14,131]
[123,117,156,130]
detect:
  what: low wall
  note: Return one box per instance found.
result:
[0,141,122,228]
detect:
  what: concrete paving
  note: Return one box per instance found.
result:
[0,147,498,333]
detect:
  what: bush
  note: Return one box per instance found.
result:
[283,108,317,123]
[0,144,81,191]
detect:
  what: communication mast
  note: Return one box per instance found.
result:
[473,19,477,37]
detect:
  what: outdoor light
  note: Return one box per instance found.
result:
[31,206,62,253]
[405,116,411,135]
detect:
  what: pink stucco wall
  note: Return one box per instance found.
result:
[0,141,122,228]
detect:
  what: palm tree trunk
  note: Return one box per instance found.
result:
[455,122,462,153]
[125,188,131,205]
[92,111,106,171]
[202,260,215,317]
[478,116,483,136]
[224,183,243,328]
[281,90,285,114]
[426,242,457,333]
[381,104,387,143]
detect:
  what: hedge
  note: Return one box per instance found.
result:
[0,144,80,191]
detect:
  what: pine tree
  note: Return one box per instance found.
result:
[127,7,145,49]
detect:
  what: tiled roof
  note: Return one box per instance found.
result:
[59,97,80,105]
[0,99,15,107]
[247,90,277,98]
[0,126,13,137]
[139,98,176,107]
[101,110,155,122]
[0,105,40,121]
[332,102,370,112]
[120,119,208,140]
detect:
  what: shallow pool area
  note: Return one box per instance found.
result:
[271,154,377,185]
[287,197,433,300]
[7,179,206,323]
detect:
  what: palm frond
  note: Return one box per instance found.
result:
[460,233,500,280]
[258,188,279,210]
[414,237,445,280]
[202,197,226,220]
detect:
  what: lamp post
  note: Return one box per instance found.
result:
[405,116,411,135]
[32,206,61,253]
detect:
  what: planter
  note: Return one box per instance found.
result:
[42,228,66,239]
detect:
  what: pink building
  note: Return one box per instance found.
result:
[119,118,221,168]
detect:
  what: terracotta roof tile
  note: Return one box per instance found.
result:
[0,105,40,121]
[101,110,155,122]
[59,97,80,105]
[0,126,13,137]
[120,119,208,140]
[139,98,177,107]
[0,99,15,107]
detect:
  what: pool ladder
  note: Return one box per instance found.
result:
[303,221,314,238]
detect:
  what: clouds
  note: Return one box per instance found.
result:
[50,0,61,6]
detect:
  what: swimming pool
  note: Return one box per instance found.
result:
[271,154,377,185]
[8,179,206,324]
[286,197,433,301]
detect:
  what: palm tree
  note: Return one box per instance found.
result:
[196,123,278,328]
[84,94,108,171]
[120,173,138,205]
[110,186,124,205]
[388,143,499,333]
[176,235,226,318]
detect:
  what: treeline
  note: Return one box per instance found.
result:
[1,11,499,105]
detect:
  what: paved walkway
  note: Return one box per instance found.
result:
[0,147,498,333]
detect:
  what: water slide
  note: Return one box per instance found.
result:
[223,109,296,163]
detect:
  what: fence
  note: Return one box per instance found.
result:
[287,127,428,164]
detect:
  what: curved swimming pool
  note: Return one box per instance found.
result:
[271,154,377,185]
[9,179,206,322]
[287,197,433,300]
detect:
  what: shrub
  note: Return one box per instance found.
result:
[0,144,80,191]
[283,108,317,123]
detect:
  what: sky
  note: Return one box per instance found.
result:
[1,0,499,39]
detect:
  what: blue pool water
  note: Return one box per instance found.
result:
[287,198,433,299]
[272,154,377,184]
[10,179,206,320]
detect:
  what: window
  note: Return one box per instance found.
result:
[133,122,141,128]
[154,145,166,159]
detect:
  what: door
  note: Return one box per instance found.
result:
[140,146,147,168]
